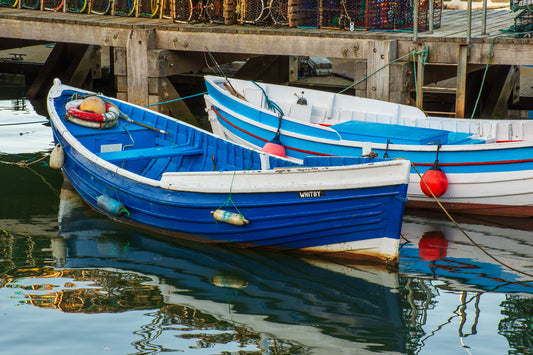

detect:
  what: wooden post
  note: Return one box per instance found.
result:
[367,40,397,102]
[416,43,424,110]
[224,0,236,25]
[169,0,174,21]
[353,59,367,97]
[126,29,155,106]
[456,43,469,118]
[318,0,323,29]
[289,55,299,83]
[288,0,298,28]
[428,0,434,34]
[413,0,418,42]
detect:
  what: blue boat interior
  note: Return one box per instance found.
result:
[55,91,388,180]
[329,120,486,145]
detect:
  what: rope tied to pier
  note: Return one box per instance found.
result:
[470,31,533,119]
[0,152,51,168]
[143,92,207,108]
[338,45,429,95]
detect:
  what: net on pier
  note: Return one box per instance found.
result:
[138,0,160,16]
[21,0,40,9]
[269,0,289,25]
[114,0,137,16]
[238,0,269,23]
[65,0,88,12]
[0,0,17,7]
[205,0,225,22]
[297,0,441,31]
[42,0,64,11]
[90,0,112,14]
[165,0,203,22]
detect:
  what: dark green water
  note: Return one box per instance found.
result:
[1,97,532,354]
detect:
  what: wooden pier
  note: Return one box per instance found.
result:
[1,6,531,119]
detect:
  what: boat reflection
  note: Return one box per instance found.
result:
[400,211,533,353]
[400,211,533,294]
[1,180,406,354]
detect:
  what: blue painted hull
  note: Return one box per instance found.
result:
[47,80,409,263]
[60,149,406,247]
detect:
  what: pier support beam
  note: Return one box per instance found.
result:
[26,43,100,99]
[390,62,414,105]
[415,43,425,110]
[354,60,413,105]
[116,47,198,124]
[478,65,520,119]
[289,56,298,83]
[367,40,397,102]
[126,29,155,106]
[455,44,469,118]
[353,40,413,105]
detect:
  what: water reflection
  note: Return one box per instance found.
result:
[2,179,533,354]
[401,212,533,293]
[1,179,406,354]
[400,212,533,354]
[0,99,53,154]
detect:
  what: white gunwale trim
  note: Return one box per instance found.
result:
[48,80,410,195]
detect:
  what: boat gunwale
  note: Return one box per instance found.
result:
[48,80,411,194]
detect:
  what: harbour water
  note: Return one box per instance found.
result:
[1,95,533,354]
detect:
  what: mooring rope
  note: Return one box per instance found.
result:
[249,80,285,117]
[470,31,533,119]
[408,160,533,279]
[1,152,51,168]
[0,120,49,127]
[338,46,429,95]
[143,91,207,108]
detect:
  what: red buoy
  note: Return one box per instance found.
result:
[418,231,448,261]
[420,162,448,197]
[262,135,286,157]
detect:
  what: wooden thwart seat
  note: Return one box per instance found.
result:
[98,144,203,162]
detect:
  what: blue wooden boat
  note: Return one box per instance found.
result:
[204,75,533,217]
[47,79,410,264]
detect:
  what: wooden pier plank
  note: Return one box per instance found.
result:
[2,7,531,68]
[2,6,530,117]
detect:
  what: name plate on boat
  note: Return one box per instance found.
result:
[298,190,325,198]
